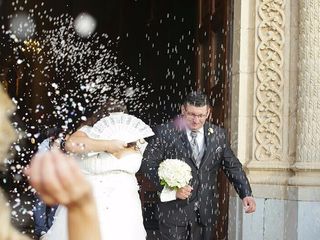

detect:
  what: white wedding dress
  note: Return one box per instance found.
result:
[43,126,146,240]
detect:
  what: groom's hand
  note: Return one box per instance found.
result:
[176,185,193,200]
[242,196,256,213]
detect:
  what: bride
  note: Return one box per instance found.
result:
[43,100,153,240]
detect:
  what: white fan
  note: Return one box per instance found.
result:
[89,112,154,143]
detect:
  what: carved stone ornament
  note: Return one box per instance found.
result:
[255,0,285,162]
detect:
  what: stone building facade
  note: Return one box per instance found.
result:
[228,0,320,239]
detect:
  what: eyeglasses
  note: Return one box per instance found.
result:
[185,111,208,119]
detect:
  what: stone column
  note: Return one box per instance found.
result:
[285,2,320,239]
[291,0,320,187]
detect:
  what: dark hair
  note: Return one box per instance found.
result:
[183,91,210,107]
[81,98,127,127]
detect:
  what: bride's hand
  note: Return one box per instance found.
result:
[105,140,127,154]
[25,148,94,208]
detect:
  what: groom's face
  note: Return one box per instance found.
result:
[181,104,210,130]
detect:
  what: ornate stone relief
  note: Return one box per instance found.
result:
[255,0,285,162]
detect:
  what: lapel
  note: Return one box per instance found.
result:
[199,122,215,169]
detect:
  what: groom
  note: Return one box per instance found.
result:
[142,91,256,240]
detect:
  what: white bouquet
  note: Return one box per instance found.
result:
[158,159,192,202]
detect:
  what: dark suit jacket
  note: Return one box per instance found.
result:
[142,121,252,226]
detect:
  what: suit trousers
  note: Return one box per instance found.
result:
[159,209,214,240]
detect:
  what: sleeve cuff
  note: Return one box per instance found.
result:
[160,186,177,202]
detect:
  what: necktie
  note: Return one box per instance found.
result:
[190,131,200,167]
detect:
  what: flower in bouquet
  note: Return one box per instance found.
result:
[158,159,192,190]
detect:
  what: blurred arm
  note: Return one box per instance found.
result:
[65,130,126,154]
[26,149,101,240]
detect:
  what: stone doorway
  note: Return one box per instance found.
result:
[0,0,233,239]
